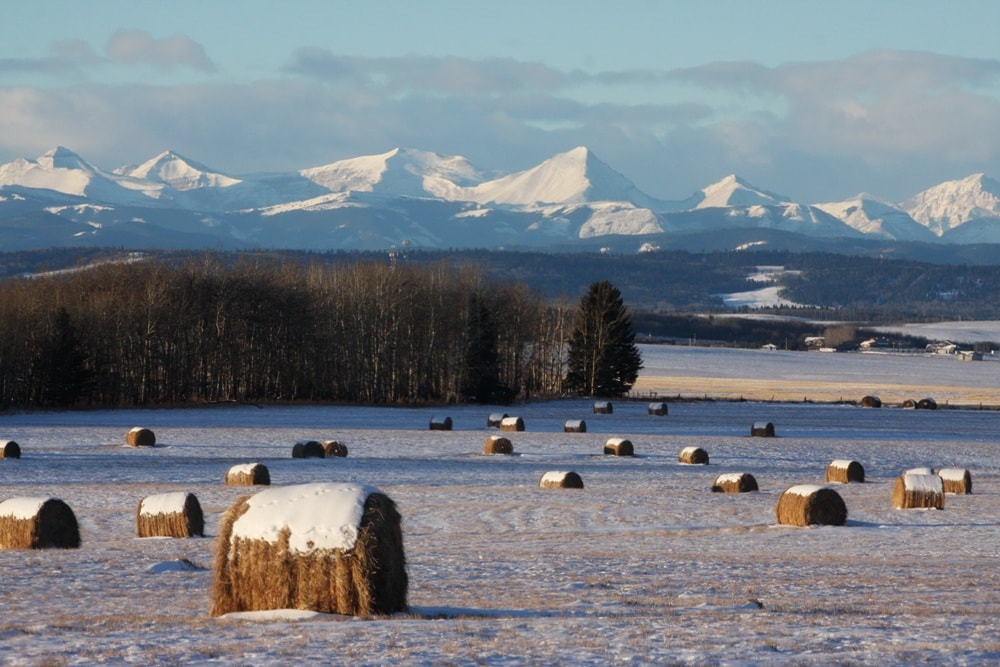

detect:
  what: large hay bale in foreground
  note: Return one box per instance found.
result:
[429,416,453,431]
[860,395,882,408]
[323,440,349,457]
[211,482,407,617]
[292,440,325,459]
[539,471,584,489]
[679,446,709,465]
[126,427,156,447]
[711,473,758,493]
[892,473,944,509]
[487,413,508,428]
[593,401,613,414]
[648,402,668,416]
[499,416,525,432]
[603,438,634,457]
[826,459,865,484]
[483,435,514,455]
[225,463,270,486]
[0,440,21,459]
[750,422,775,437]
[136,492,204,538]
[0,497,80,549]
[938,467,972,494]
[563,419,587,433]
[775,485,847,527]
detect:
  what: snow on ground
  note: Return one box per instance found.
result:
[0,351,999,665]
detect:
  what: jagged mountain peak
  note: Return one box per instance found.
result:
[902,172,1000,234]
[696,174,790,209]
[36,146,96,172]
[118,150,241,191]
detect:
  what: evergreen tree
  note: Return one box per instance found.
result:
[565,280,642,397]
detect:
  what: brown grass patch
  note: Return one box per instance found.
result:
[0,498,80,549]
[136,492,204,538]
[775,485,847,526]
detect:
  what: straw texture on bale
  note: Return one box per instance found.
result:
[210,485,408,617]
[323,441,349,457]
[679,446,709,465]
[775,485,847,527]
[0,497,80,549]
[825,460,865,484]
[648,402,668,416]
[751,422,775,437]
[892,473,944,509]
[604,438,634,457]
[0,440,20,459]
[292,440,325,459]
[126,427,156,447]
[860,395,882,408]
[711,473,758,493]
[499,416,525,432]
[563,419,587,433]
[938,468,972,494]
[429,416,453,431]
[916,398,938,410]
[225,463,270,486]
[593,401,613,414]
[483,436,514,455]
[539,471,584,489]
[487,413,508,428]
[136,492,204,538]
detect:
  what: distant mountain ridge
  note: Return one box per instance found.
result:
[1,145,999,252]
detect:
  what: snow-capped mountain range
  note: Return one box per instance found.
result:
[1,145,999,252]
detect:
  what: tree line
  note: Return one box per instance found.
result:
[0,256,642,409]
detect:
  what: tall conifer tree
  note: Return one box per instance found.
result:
[565,281,642,397]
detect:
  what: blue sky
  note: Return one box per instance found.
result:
[3,0,1000,202]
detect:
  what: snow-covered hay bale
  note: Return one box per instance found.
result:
[593,401,613,414]
[225,463,270,486]
[323,440,348,458]
[916,397,938,410]
[938,467,972,494]
[826,459,865,484]
[429,416,453,431]
[775,485,847,527]
[860,395,882,408]
[292,440,324,459]
[0,440,20,459]
[563,419,587,433]
[751,422,775,437]
[539,471,584,489]
[648,402,668,416]
[905,466,934,476]
[892,473,944,510]
[483,435,514,455]
[126,427,156,447]
[499,416,525,432]
[603,438,634,457]
[679,446,709,465]
[487,413,508,428]
[0,497,80,549]
[902,399,917,409]
[136,492,204,538]
[711,473,758,493]
[210,482,407,617]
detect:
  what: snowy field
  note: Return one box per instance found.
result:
[1,351,999,665]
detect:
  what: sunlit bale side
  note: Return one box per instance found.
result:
[484,435,514,455]
[825,459,865,484]
[711,472,758,493]
[126,427,156,447]
[603,437,634,457]
[539,471,584,489]
[775,485,847,527]
[136,492,204,538]
[679,446,709,465]
[225,463,271,486]
[938,467,972,494]
[892,472,944,509]
[0,497,80,549]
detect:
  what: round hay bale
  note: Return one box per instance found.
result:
[750,422,775,437]
[603,437,634,457]
[429,416,453,431]
[126,427,156,447]
[679,446,709,465]
[593,401,613,414]
[938,467,972,494]
[136,492,204,538]
[775,485,847,527]
[711,472,758,493]
[483,435,514,455]
[0,497,80,549]
[210,482,407,617]
[563,419,587,433]
[825,459,865,484]
[499,416,525,432]
[901,399,917,409]
[892,472,944,509]
[860,395,882,408]
[916,397,938,410]
[539,471,584,489]
[323,440,349,458]
[487,413,508,428]
[225,463,271,486]
[0,440,21,459]
[648,402,668,416]
[905,466,934,475]
[292,440,325,459]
